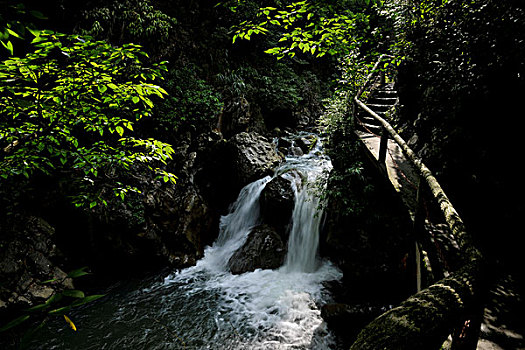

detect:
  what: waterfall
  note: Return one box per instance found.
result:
[279,134,332,273]
[29,132,342,350]
[209,132,332,274]
[205,176,271,271]
[284,186,324,272]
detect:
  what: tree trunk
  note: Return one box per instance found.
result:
[350,255,484,349]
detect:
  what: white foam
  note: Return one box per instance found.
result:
[162,135,341,349]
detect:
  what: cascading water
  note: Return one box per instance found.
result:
[282,165,327,274]
[27,132,342,350]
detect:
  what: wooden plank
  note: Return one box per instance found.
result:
[355,130,418,218]
[351,97,485,350]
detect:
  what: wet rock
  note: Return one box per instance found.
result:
[27,283,54,301]
[296,135,318,154]
[228,224,286,274]
[196,131,283,212]
[260,175,295,238]
[277,138,293,150]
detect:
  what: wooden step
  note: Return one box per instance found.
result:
[366,103,393,112]
[360,115,378,123]
[356,121,382,134]
[375,90,398,97]
[368,97,398,105]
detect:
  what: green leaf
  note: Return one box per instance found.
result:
[1,40,14,55]
[132,96,140,104]
[6,28,23,39]
[25,293,62,312]
[67,267,90,279]
[67,295,105,309]
[47,305,72,315]
[0,315,30,332]
[26,27,41,37]
[62,290,85,298]
[29,10,48,19]
[116,126,124,136]
[98,85,108,94]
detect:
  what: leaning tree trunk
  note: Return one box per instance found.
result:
[350,259,485,349]
[349,71,487,349]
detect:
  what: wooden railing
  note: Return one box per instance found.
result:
[349,55,485,350]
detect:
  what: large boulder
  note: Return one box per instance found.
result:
[228,132,282,186]
[228,224,286,274]
[218,97,266,138]
[260,175,295,238]
[195,131,283,212]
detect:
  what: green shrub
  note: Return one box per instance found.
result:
[154,64,223,135]
[79,0,177,55]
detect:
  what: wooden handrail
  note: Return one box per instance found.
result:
[349,55,485,350]
[354,80,480,262]
[355,54,396,101]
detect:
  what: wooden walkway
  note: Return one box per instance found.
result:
[350,55,523,350]
[356,124,525,350]
[355,130,419,218]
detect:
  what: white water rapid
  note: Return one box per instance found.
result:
[163,133,342,349]
[27,132,342,350]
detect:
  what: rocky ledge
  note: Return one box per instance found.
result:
[227,224,286,274]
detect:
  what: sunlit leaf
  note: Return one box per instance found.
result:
[63,315,77,331]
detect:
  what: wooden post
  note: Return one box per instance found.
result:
[378,127,388,165]
[415,179,446,282]
[414,178,425,292]
[415,241,422,292]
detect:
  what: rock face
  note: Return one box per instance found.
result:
[228,132,282,186]
[0,216,73,311]
[260,175,295,237]
[228,224,286,274]
[45,131,224,277]
[196,131,283,212]
[218,97,266,138]
[54,130,282,276]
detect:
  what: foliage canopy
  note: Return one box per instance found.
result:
[0,30,176,208]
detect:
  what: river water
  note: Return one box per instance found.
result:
[28,133,342,349]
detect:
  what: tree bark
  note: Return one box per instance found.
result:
[350,94,486,350]
[350,260,484,350]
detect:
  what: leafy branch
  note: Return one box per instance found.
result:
[0,30,176,208]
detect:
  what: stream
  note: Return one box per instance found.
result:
[28,133,343,349]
